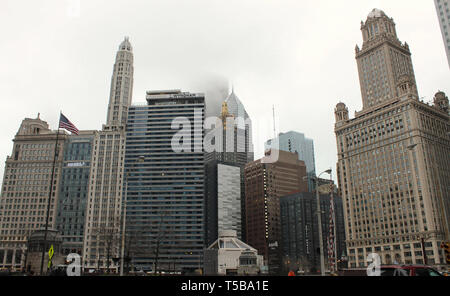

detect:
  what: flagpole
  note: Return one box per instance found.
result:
[330,171,337,272]
[39,112,62,275]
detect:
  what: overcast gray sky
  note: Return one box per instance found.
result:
[0,0,449,183]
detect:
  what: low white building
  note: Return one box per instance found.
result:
[204,230,264,275]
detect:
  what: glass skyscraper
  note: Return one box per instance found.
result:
[205,161,241,246]
[265,131,316,192]
[435,0,450,68]
[56,132,95,256]
[124,90,205,273]
[204,90,254,243]
[265,131,316,175]
[280,192,346,273]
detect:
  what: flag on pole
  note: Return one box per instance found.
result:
[59,113,79,135]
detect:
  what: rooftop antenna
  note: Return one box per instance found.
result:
[272,105,276,138]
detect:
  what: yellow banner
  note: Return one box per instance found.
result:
[48,245,54,260]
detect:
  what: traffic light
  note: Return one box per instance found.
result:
[441,242,450,264]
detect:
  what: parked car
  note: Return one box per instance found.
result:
[48,265,68,276]
[338,265,444,276]
[379,265,443,276]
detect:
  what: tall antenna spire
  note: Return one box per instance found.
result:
[272,105,276,138]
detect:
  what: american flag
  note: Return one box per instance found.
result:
[59,113,79,135]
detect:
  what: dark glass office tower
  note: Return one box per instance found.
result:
[279,192,346,274]
[56,132,95,256]
[205,161,241,247]
[125,90,205,273]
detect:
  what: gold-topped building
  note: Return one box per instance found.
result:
[335,9,450,269]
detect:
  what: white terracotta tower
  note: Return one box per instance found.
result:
[106,37,134,126]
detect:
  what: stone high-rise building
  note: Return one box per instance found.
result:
[335,9,450,269]
[82,37,133,271]
[434,0,450,68]
[244,149,308,274]
[0,115,67,271]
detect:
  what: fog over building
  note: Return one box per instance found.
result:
[204,89,254,243]
[190,74,229,118]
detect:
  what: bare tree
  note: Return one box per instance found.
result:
[122,220,147,273]
[93,215,121,273]
[124,211,174,274]
[21,225,35,272]
[148,212,174,274]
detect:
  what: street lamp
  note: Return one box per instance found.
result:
[304,168,332,276]
[120,155,145,276]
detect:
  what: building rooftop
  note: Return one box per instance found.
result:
[367,8,387,19]
[207,230,257,251]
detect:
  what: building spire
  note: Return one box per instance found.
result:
[118,36,133,52]
[106,37,134,126]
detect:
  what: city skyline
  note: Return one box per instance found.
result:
[0,2,449,276]
[0,1,449,184]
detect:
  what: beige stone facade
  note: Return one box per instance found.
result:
[335,9,450,269]
[82,126,126,271]
[82,37,133,271]
[0,115,67,271]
